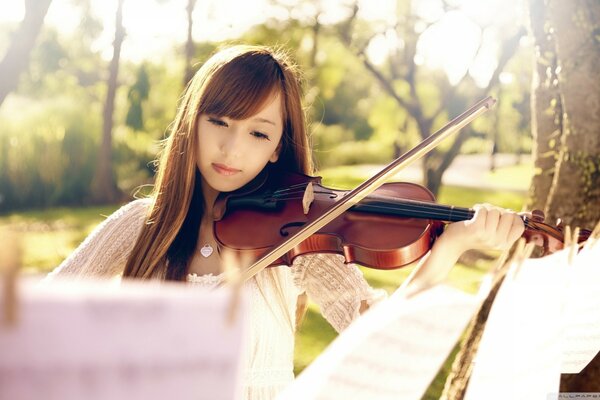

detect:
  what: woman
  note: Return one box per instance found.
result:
[47,45,524,399]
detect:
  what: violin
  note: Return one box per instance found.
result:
[212,169,591,271]
[211,97,590,283]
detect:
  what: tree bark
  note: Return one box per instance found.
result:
[90,0,125,204]
[528,0,563,214]
[544,0,600,232]
[0,0,53,108]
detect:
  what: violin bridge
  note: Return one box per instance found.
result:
[302,182,314,215]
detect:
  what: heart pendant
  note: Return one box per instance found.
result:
[200,244,214,258]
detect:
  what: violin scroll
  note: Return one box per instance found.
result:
[521,209,591,255]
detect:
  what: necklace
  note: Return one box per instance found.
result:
[199,244,214,258]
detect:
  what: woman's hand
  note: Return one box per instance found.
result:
[398,204,524,298]
[441,203,525,255]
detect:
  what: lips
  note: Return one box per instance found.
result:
[212,163,241,176]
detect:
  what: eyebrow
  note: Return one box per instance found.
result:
[252,117,276,126]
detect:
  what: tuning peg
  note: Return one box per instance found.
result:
[530,209,545,222]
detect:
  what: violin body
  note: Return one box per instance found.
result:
[213,171,441,269]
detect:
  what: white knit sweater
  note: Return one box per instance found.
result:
[45,198,387,399]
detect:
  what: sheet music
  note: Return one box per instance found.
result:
[0,277,247,400]
[278,285,477,400]
[464,250,569,400]
[561,242,600,373]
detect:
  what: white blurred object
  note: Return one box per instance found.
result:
[0,277,247,400]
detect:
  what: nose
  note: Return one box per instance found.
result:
[219,128,241,160]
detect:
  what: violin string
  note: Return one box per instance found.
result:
[272,189,462,211]
[270,190,475,218]
[270,191,476,218]
[269,193,476,220]
[268,188,538,230]
[271,183,313,195]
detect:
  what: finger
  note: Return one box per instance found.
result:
[507,214,526,243]
[470,204,488,232]
[484,206,501,234]
[495,211,515,242]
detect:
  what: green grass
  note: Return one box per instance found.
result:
[1,163,527,398]
[0,204,120,273]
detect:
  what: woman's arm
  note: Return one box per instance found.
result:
[292,254,387,332]
[399,204,525,298]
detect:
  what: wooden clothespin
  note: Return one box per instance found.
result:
[569,227,580,265]
[1,229,21,328]
[510,238,535,280]
[477,245,514,300]
[564,225,572,252]
[221,249,249,326]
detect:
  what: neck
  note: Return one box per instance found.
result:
[200,177,220,221]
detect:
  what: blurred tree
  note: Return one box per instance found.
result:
[126,64,150,131]
[90,0,126,204]
[337,0,526,196]
[0,0,53,107]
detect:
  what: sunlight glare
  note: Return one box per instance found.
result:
[416,10,481,85]
[0,1,24,22]
[499,72,514,85]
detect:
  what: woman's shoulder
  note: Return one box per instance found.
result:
[112,197,153,218]
[44,197,154,280]
[80,197,153,250]
[97,197,153,237]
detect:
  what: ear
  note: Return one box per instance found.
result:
[269,142,282,163]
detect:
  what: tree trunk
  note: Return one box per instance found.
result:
[183,0,196,87]
[545,0,600,390]
[544,0,600,231]
[527,0,564,214]
[90,0,125,204]
[0,0,53,108]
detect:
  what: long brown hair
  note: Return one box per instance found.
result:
[123,45,313,287]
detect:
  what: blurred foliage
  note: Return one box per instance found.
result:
[0,95,99,210]
[0,0,533,212]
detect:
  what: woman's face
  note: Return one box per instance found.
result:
[196,94,283,193]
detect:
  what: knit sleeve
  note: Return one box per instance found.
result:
[44,198,151,281]
[291,253,388,333]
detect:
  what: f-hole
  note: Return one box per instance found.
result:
[280,221,305,237]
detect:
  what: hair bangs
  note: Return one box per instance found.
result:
[200,52,285,120]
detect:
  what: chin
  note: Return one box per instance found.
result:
[205,176,247,193]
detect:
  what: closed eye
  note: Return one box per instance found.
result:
[207,117,228,127]
[251,131,270,141]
